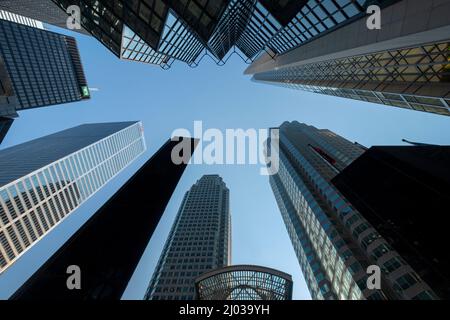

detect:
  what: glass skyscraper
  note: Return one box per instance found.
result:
[0,16,90,129]
[266,121,437,300]
[0,121,146,274]
[247,0,450,116]
[145,174,231,300]
[47,0,370,68]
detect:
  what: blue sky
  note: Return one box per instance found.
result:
[1,25,450,300]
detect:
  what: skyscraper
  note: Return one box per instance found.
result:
[0,121,146,274]
[331,145,450,299]
[0,0,89,34]
[266,121,437,300]
[11,137,199,300]
[0,116,13,144]
[145,175,231,300]
[0,54,14,143]
[246,0,450,116]
[47,1,370,68]
[0,17,90,130]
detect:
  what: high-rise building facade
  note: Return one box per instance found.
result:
[0,10,44,29]
[0,116,13,144]
[0,53,14,143]
[247,0,450,117]
[12,137,198,300]
[145,175,231,300]
[331,145,450,299]
[0,0,89,34]
[0,18,90,113]
[47,0,373,68]
[266,121,437,300]
[0,122,146,274]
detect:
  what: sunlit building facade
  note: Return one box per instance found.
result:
[247,0,450,116]
[0,0,89,34]
[0,121,146,273]
[145,175,231,300]
[266,121,437,300]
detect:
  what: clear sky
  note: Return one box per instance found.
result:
[0,25,450,300]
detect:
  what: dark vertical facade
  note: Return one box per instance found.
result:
[0,54,17,123]
[267,121,437,299]
[145,175,231,300]
[0,19,90,113]
[0,116,13,144]
[11,137,198,300]
[46,1,380,68]
[247,0,450,117]
[332,146,450,299]
[0,53,14,143]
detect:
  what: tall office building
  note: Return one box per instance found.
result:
[247,0,450,116]
[0,54,14,143]
[12,137,198,300]
[0,122,146,274]
[266,121,437,300]
[145,175,231,300]
[0,117,13,144]
[332,145,450,299]
[0,0,89,34]
[0,17,90,135]
[47,1,371,68]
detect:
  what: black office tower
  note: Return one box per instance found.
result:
[47,1,375,68]
[0,116,12,143]
[332,146,450,299]
[0,17,89,132]
[11,137,198,300]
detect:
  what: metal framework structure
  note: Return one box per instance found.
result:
[195,265,293,300]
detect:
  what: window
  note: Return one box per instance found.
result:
[352,222,369,238]
[349,262,362,275]
[382,257,403,274]
[361,232,379,250]
[394,273,420,292]
[412,290,435,300]
[371,243,392,260]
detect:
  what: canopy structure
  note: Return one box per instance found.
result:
[195,265,293,300]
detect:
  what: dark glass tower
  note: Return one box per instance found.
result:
[145,175,231,300]
[0,116,13,144]
[0,122,146,274]
[247,0,450,116]
[0,54,14,143]
[11,137,198,300]
[332,146,450,299]
[267,121,437,300]
[0,18,90,126]
[47,1,373,68]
